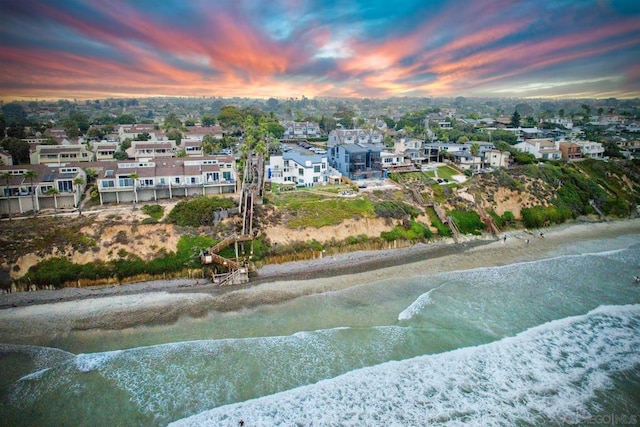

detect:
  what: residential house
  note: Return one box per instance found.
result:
[126,140,178,161]
[30,144,93,165]
[482,149,511,168]
[453,151,483,171]
[91,140,119,161]
[514,138,562,160]
[625,122,640,133]
[574,141,605,159]
[327,129,383,147]
[118,124,159,142]
[558,141,583,161]
[96,156,237,204]
[329,143,382,180]
[380,151,408,170]
[267,151,337,187]
[0,164,87,215]
[396,138,424,159]
[0,149,13,166]
[281,121,321,139]
[181,139,204,157]
[540,117,574,129]
[185,125,223,140]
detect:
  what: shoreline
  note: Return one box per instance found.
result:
[0,218,638,344]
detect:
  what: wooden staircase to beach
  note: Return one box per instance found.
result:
[200,152,265,286]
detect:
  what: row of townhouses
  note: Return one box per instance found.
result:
[96,156,236,204]
[0,155,237,216]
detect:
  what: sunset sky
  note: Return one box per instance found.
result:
[1,0,639,101]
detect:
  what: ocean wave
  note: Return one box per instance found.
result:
[171,304,640,426]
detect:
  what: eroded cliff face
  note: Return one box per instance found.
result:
[4,160,638,283]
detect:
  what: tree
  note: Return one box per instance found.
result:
[134,132,151,141]
[201,114,217,126]
[73,176,85,214]
[511,110,521,128]
[164,113,182,129]
[201,134,219,155]
[1,171,12,221]
[129,173,139,210]
[116,114,136,124]
[24,169,38,216]
[166,129,182,144]
[218,106,243,128]
[470,142,481,172]
[46,187,60,217]
[1,137,30,164]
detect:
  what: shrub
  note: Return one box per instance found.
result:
[167,196,235,227]
[374,200,421,219]
[521,205,572,228]
[381,220,432,241]
[425,207,452,237]
[142,204,165,220]
[449,209,485,235]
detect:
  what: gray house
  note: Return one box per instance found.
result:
[329,143,382,180]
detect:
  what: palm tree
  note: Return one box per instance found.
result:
[1,171,12,221]
[73,176,85,215]
[470,142,481,173]
[129,172,139,210]
[46,187,60,217]
[24,170,38,217]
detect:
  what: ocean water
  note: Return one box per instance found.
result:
[1,234,639,426]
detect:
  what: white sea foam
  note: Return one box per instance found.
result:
[398,287,437,320]
[74,350,122,372]
[171,304,640,426]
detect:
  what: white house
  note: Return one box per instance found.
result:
[514,138,561,160]
[267,151,337,187]
[574,141,605,159]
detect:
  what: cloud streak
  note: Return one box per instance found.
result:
[0,0,638,100]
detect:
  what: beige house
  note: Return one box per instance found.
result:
[92,140,119,161]
[483,149,511,168]
[126,140,177,161]
[30,144,93,165]
[0,164,87,216]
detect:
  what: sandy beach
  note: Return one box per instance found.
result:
[0,218,638,344]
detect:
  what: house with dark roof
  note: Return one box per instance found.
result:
[329,143,383,180]
[0,164,87,215]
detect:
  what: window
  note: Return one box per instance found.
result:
[101,180,115,188]
[298,168,304,176]
[141,179,153,186]
[57,180,73,192]
[118,177,133,187]
[175,177,181,184]
[223,171,231,181]
[314,165,320,173]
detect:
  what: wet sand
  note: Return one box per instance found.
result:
[0,218,638,344]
